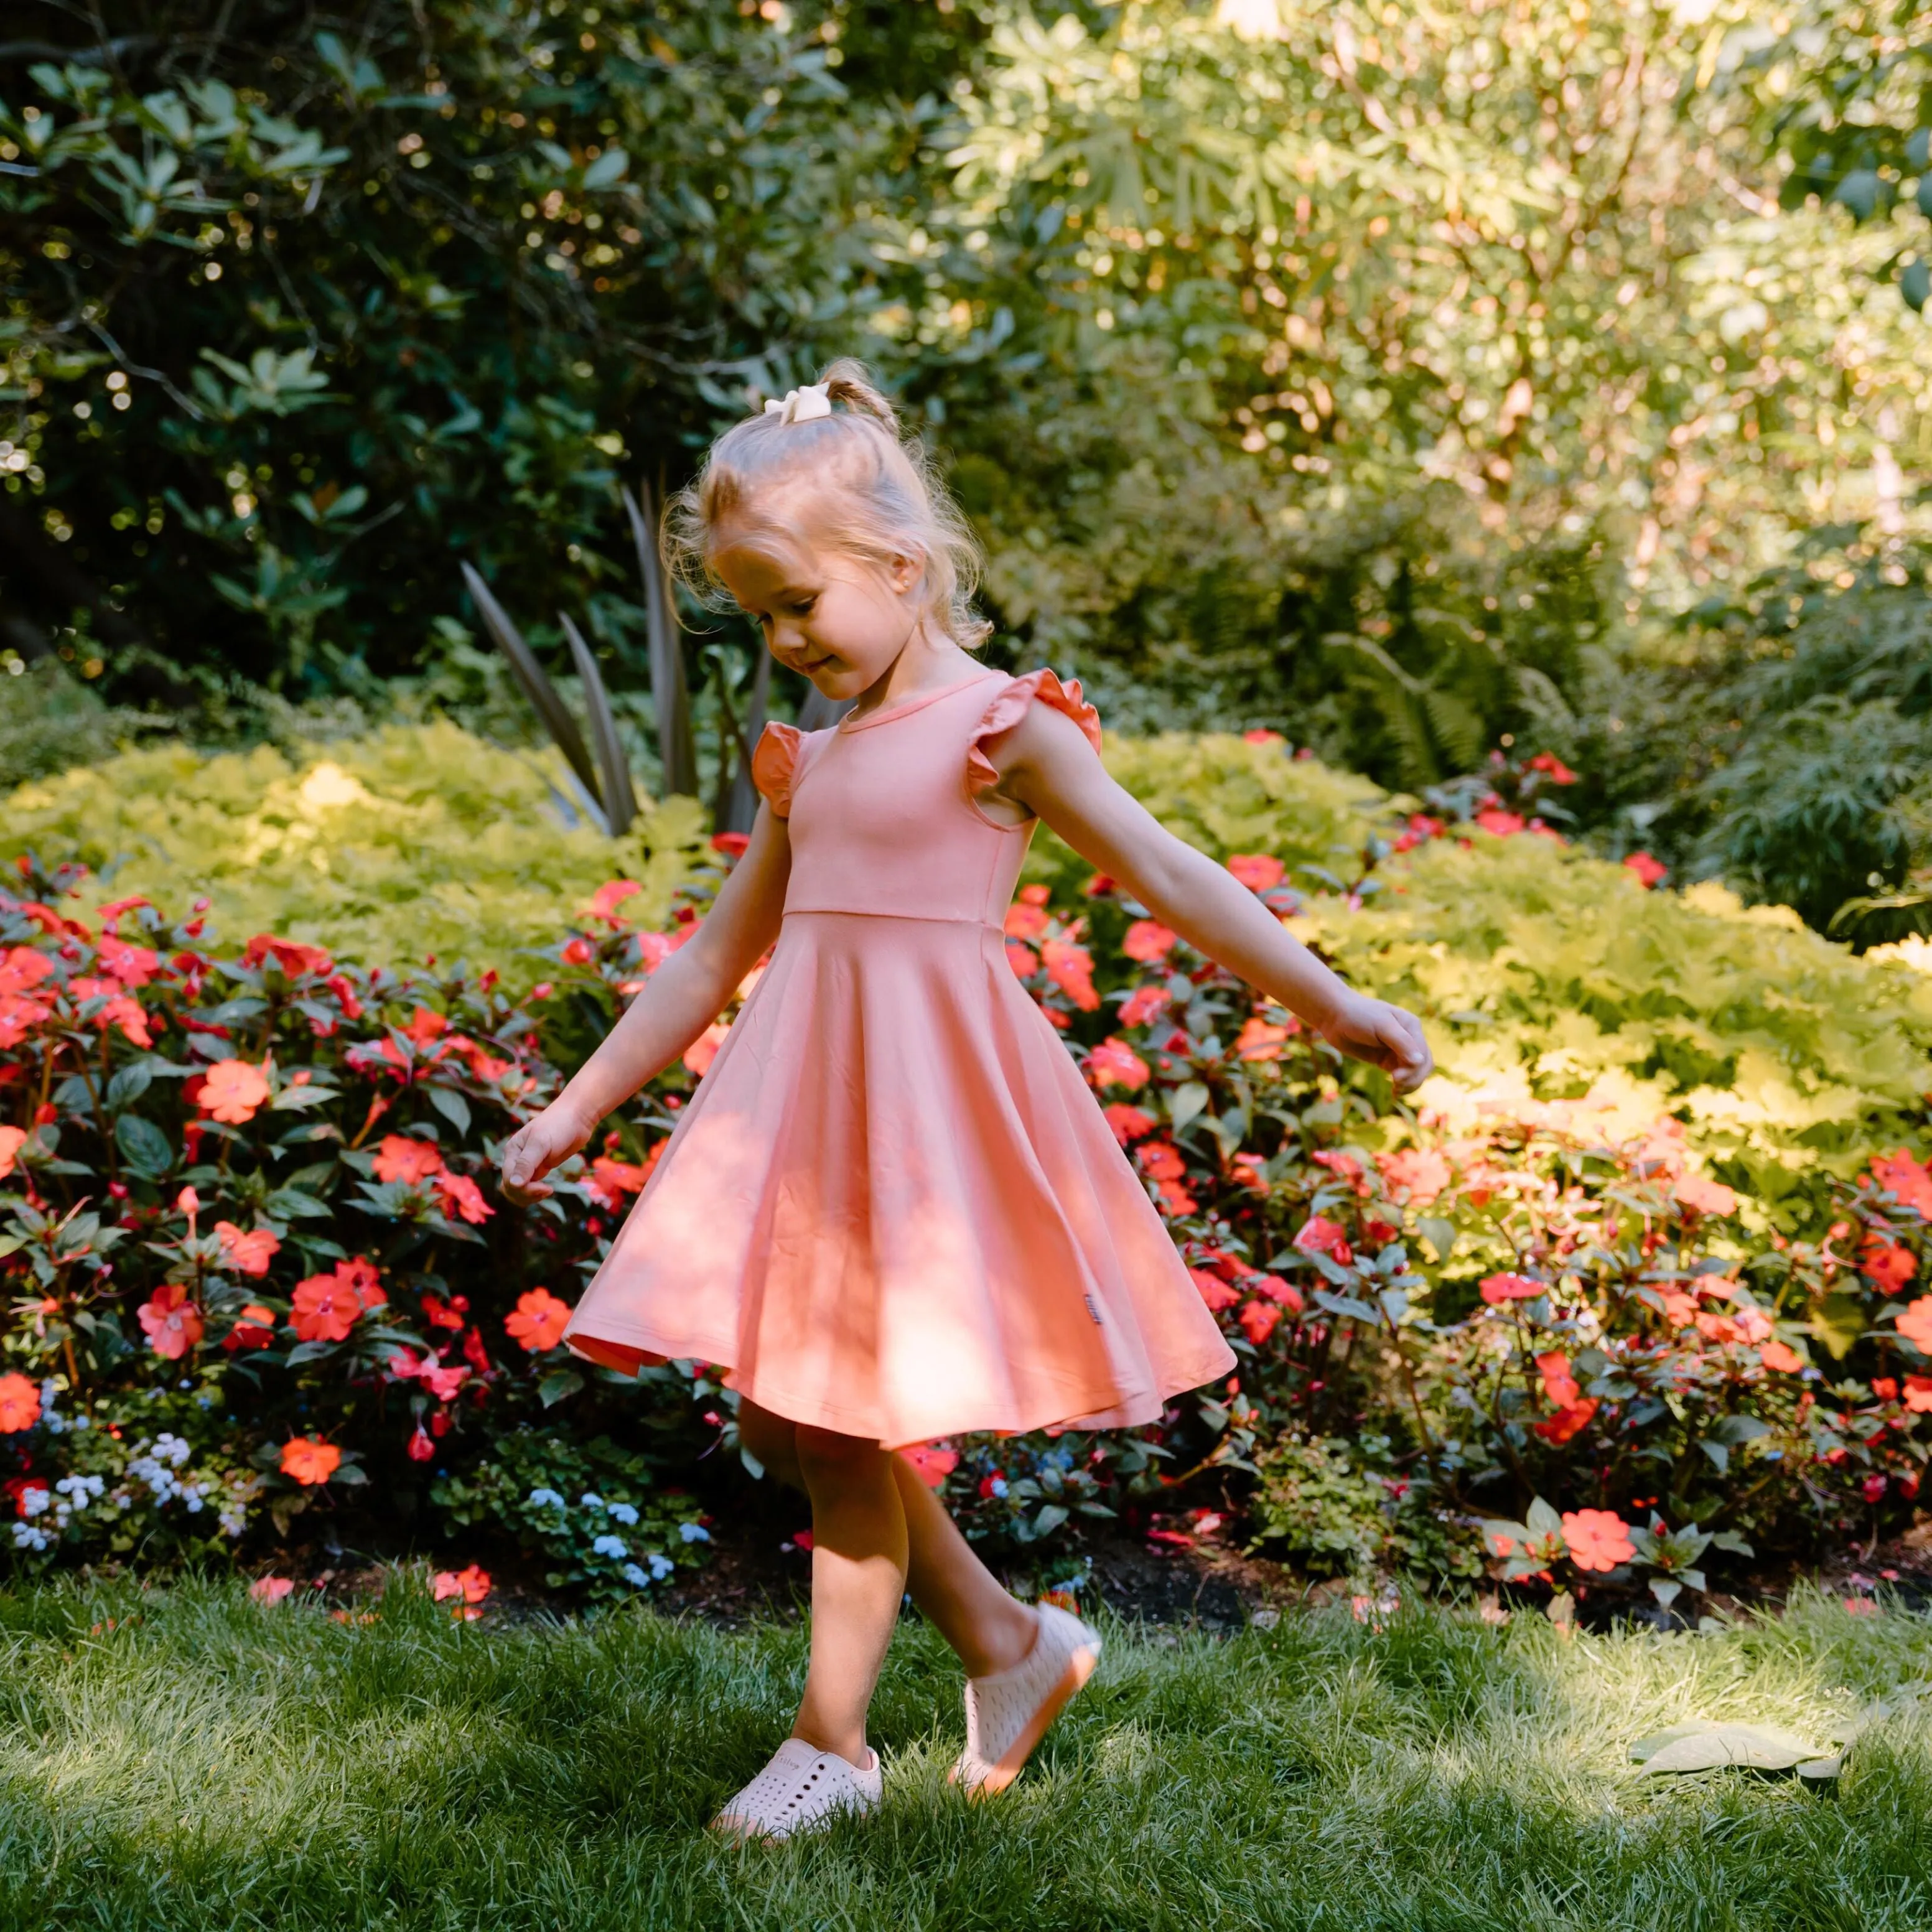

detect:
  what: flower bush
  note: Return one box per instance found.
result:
[6,730,1932,1608]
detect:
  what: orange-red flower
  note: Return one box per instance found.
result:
[1480,1272,1547,1305]
[1760,1340,1804,1373]
[0,947,54,998]
[1623,851,1667,888]
[372,1135,446,1185]
[334,1254,386,1310]
[683,1021,729,1077]
[0,1125,26,1180]
[582,1157,651,1211]
[1117,984,1170,1029]
[0,994,50,1049]
[1102,1103,1155,1146]
[198,1057,271,1124]
[96,938,162,986]
[1227,852,1285,890]
[1862,1236,1918,1294]
[1898,1296,1932,1353]
[1088,1037,1150,1091]
[1534,1398,1598,1445]
[138,1284,203,1360]
[1474,809,1524,838]
[586,879,643,925]
[244,933,334,978]
[435,1172,493,1225]
[1376,1147,1451,1206]
[249,1575,294,1603]
[432,1562,491,1605]
[279,1437,341,1485]
[291,1271,361,1343]
[901,1442,958,1488]
[0,1373,40,1433]
[1003,900,1049,940]
[1562,1508,1634,1572]
[215,1220,281,1279]
[504,1287,572,1351]
[223,1303,278,1352]
[1905,1376,1932,1413]
[1122,920,1177,962]
[1872,1149,1932,1218]
[1536,1351,1580,1408]
[1234,1016,1294,1062]
[1189,1267,1241,1312]
[1042,938,1099,1010]
[1673,1173,1738,1218]
[1239,1299,1282,1345]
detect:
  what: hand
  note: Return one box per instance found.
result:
[1317,992,1434,1095]
[500,1096,594,1205]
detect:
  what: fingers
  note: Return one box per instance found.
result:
[1383,1007,1434,1094]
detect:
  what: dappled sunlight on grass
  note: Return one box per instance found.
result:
[0,1577,1928,1928]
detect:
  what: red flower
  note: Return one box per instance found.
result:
[1190,1267,1241,1312]
[244,934,334,978]
[561,935,595,966]
[1294,1216,1353,1264]
[1122,920,1178,962]
[0,1125,27,1180]
[586,879,643,925]
[280,1437,341,1485]
[96,938,162,986]
[1561,1508,1633,1572]
[1479,1272,1546,1305]
[1234,1015,1295,1062]
[249,1575,294,1603]
[1623,851,1668,889]
[711,831,750,859]
[223,1303,278,1353]
[503,1287,572,1352]
[1862,1237,1918,1294]
[198,1058,271,1124]
[1042,938,1099,1010]
[407,1423,436,1462]
[1760,1339,1805,1374]
[1526,752,1577,785]
[1474,810,1524,838]
[1102,1104,1156,1145]
[1003,900,1048,940]
[1238,1300,1282,1346]
[1243,729,1285,746]
[432,1563,492,1608]
[900,1442,959,1488]
[0,1373,40,1433]
[404,1005,448,1047]
[1904,1376,1932,1413]
[1226,852,1285,891]
[1534,1398,1598,1445]
[1088,1037,1150,1091]
[0,947,54,997]
[1250,1273,1304,1311]
[583,1156,651,1210]
[1673,1173,1737,1218]
[215,1220,281,1279]
[1377,1147,1451,1206]
[1536,1351,1580,1408]
[334,1254,385,1310]
[1871,1149,1932,1217]
[1898,1297,1932,1353]
[683,1021,729,1076]
[435,1172,494,1225]
[0,996,50,1050]
[372,1135,446,1185]
[138,1284,203,1360]
[291,1272,362,1343]
[1118,985,1170,1029]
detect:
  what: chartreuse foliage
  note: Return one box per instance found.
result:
[1,1576,1931,1929]
[0,720,710,987]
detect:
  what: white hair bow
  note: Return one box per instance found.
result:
[763,383,832,424]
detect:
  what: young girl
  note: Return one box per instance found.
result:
[500,361,1432,1841]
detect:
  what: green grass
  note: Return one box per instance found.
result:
[2,1579,1930,1930]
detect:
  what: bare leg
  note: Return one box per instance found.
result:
[788,1424,907,1765]
[740,1402,1038,1687]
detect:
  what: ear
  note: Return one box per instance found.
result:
[885,548,925,595]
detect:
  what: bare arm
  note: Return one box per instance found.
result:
[988,704,1433,1092]
[500,803,793,1201]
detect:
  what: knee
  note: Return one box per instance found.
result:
[794,1424,887,1490]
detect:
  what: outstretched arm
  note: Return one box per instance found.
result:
[987,704,1433,1092]
[500,804,793,1202]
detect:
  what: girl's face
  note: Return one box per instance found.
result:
[711,514,925,701]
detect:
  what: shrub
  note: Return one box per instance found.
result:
[0,722,712,990]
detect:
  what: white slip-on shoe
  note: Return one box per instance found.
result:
[950,1603,1103,1796]
[711,1737,884,1844]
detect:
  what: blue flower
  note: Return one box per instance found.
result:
[990,1477,1009,1498]
[622,1562,650,1588]
[679,1521,711,1543]
[579,1491,603,1508]
[648,1552,675,1580]
[605,1501,640,1526]
[592,1533,628,1559]
[528,1487,566,1510]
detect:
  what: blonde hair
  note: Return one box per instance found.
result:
[664,358,991,648]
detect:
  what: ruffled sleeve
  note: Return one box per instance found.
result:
[751,721,805,818]
[964,669,1103,800]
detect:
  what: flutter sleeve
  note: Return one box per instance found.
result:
[964,669,1103,801]
[751,721,805,818]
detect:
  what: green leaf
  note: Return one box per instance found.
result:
[114,1113,174,1180]
[1525,1496,1562,1538]
[1417,1216,1458,1262]
[1034,1501,1069,1536]
[1811,1293,1867,1360]
[538,1370,584,1407]
[1638,1723,1826,1775]
[1902,258,1931,314]
[427,1086,472,1135]
[581,146,628,189]
[1834,169,1882,221]
[264,1188,331,1220]
[1168,1081,1210,1135]
[106,1062,156,1109]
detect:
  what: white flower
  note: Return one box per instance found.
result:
[19,1486,49,1518]
[592,1533,627,1559]
[183,1489,205,1513]
[679,1521,711,1544]
[11,1523,49,1552]
[648,1552,674,1581]
[528,1487,566,1509]
[154,1433,192,1467]
[55,1474,103,1510]
[622,1562,649,1587]
[605,1501,639,1526]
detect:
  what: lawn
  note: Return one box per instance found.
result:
[2,1581,1930,1930]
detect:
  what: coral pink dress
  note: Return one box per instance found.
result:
[562,669,1235,1447]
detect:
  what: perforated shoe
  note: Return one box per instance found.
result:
[950,1603,1102,1796]
[712,1737,883,1843]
